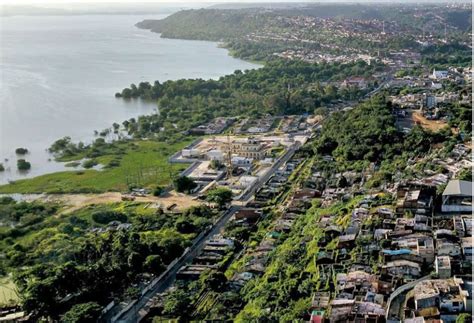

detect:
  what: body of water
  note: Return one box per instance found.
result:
[0,14,259,184]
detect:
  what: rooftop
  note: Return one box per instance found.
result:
[414,278,464,301]
[442,180,472,197]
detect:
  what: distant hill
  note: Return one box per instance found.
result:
[136,9,271,41]
[136,4,472,42]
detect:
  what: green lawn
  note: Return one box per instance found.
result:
[0,140,191,194]
[0,276,20,307]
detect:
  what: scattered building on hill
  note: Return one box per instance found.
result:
[441,180,472,213]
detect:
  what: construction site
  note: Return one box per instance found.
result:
[169,134,309,198]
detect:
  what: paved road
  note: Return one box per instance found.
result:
[107,206,240,323]
[104,143,300,322]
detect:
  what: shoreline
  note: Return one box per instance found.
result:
[0,15,259,188]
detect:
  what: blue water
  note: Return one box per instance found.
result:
[0,14,259,184]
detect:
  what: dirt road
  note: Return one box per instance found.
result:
[35,191,200,213]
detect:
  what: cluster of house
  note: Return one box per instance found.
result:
[390,92,467,111]
[228,157,317,289]
[341,77,370,90]
[381,50,422,69]
[404,143,472,190]
[254,159,299,201]
[310,167,362,207]
[399,67,467,86]
[188,117,235,135]
[389,67,471,120]
[308,176,472,322]
[274,49,376,65]
[176,235,235,280]
[278,115,312,134]
[235,116,275,134]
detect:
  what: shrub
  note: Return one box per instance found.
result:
[61,302,102,323]
[17,159,31,170]
[15,148,28,155]
[153,186,164,196]
[173,176,197,193]
[91,211,127,224]
[82,159,97,169]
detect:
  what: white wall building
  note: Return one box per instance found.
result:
[442,180,472,213]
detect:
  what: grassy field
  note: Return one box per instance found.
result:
[0,276,20,307]
[0,140,191,194]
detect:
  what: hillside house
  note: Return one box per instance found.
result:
[435,256,451,278]
[381,260,421,278]
[441,180,472,213]
[432,69,449,79]
[414,278,468,314]
[461,237,472,261]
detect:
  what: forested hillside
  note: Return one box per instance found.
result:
[115,60,382,142]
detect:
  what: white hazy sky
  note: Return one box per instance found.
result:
[2,0,299,4]
[1,0,248,4]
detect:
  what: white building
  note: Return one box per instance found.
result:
[231,156,253,168]
[207,149,224,162]
[432,69,448,79]
[231,138,265,159]
[441,180,472,213]
[238,176,258,188]
[182,148,201,158]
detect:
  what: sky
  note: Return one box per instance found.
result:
[0,0,329,4]
[1,0,466,5]
[2,0,216,4]
[2,0,302,4]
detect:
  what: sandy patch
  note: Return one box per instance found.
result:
[38,191,200,214]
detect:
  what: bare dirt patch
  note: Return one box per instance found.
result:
[412,111,448,132]
[39,191,200,214]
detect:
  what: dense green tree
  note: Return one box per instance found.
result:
[91,210,127,224]
[17,159,31,171]
[61,302,102,323]
[15,147,28,155]
[175,218,197,234]
[206,187,233,207]
[153,186,164,196]
[162,289,190,316]
[173,176,197,193]
[203,271,227,292]
[144,255,165,274]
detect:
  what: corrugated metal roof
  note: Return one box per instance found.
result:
[442,180,472,197]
